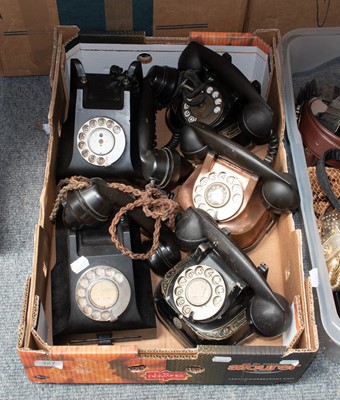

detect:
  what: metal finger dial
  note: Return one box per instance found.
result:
[193,171,244,221]
[75,265,131,321]
[173,264,227,321]
[77,117,126,167]
[182,85,224,125]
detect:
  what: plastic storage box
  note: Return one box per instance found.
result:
[279,27,340,363]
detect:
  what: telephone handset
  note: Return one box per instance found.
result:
[176,41,274,145]
[52,216,157,345]
[177,152,276,250]
[146,41,275,150]
[176,122,300,249]
[155,207,292,347]
[180,121,300,212]
[56,59,193,190]
[60,177,182,277]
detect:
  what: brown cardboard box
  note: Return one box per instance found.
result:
[0,0,247,76]
[244,0,340,36]
[17,26,318,384]
[0,0,59,76]
[2,0,340,77]
[153,0,247,36]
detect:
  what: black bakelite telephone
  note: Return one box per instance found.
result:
[154,207,292,347]
[146,41,275,150]
[52,216,158,345]
[56,58,193,190]
[52,178,183,344]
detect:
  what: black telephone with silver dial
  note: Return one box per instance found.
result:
[56,58,193,190]
[155,207,292,347]
[52,216,157,345]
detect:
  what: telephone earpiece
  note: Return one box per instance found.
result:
[181,122,300,214]
[178,41,274,144]
[57,58,193,191]
[62,178,181,276]
[175,207,292,337]
[146,65,180,109]
[137,78,193,189]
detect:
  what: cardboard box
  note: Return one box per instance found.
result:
[244,0,340,36]
[0,0,247,76]
[17,26,318,384]
[153,0,247,37]
[0,0,59,76]
[3,1,340,77]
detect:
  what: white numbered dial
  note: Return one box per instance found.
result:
[173,265,227,321]
[77,117,126,167]
[75,266,131,322]
[193,171,244,221]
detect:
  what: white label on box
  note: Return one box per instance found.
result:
[280,360,300,366]
[71,256,90,274]
[212,356,232,363]
[309,268,319,288]
[34,360,63,369]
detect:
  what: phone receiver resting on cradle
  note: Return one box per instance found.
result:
[175,207,292,338]
[180,121,300,214]
[178,41,274,144]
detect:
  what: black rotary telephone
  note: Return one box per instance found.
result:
[56,58,193,190]
[154,207,292,347]
[146,41,275,150]
[52,216,158,345]
[51,177,184,344]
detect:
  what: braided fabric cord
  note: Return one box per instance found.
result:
[49,176,178,260]
[49,176,91,221]
[107,182,178,260]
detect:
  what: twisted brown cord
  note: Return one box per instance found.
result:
[49,176,91,221]
[49,176,178,260]
[107,182,178,260]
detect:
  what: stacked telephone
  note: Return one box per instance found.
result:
[52,40,300,347]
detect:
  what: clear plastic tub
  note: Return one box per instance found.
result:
[278,27,340,363]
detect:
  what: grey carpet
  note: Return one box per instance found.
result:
[0,76,339,399]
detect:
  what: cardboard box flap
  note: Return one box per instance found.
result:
[17,277,31,350]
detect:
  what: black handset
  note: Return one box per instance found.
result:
[155,207,292,347]
[135,78,193,189]
[56,59,193,190]
[146,41,276,153]
[61,177,182,276]
[180,121,300,214]
[177,41,274,145]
